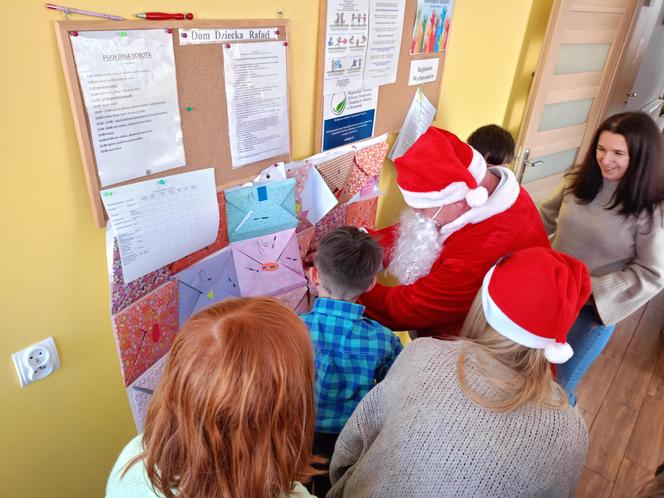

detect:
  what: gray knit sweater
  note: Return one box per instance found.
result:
[539,179,664,325]
[328,339,587,498]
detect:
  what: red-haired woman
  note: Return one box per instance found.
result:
[106,297,320,498]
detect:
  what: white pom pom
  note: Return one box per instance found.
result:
[465,187,488,208]
[544,342,574,364]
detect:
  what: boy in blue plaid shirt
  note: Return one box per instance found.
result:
[301,226,403,496]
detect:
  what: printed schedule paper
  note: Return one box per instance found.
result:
[71,29,185,187]
[223,41,290,168]
[388,88,437,161]
[101,169,219,283]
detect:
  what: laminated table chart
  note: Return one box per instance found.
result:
[102,169,219,283]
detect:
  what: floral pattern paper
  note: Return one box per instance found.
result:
[113,281,179,386]
[111,240,170,315]
[345,197,379,230]
[345,141,388,202]
[315,203,348,241]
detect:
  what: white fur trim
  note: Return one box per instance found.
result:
[465,187,488,208]
[439,167,520,241]
[544,342,574,364]
[481,266,574,364]
[481,267,553,349]
[399,181,469,209]
[468,148,487,184]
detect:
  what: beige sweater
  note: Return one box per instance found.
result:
[329,339,587,498]
[539,179,664,325]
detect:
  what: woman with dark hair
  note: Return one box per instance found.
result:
[106,297,320,498]
[539,112,664,405]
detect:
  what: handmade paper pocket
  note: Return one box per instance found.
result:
[112,280,179,386]
[231,228,306,297]
[225,178,298,242]
[173,247,240,327]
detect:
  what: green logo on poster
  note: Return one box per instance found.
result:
[331,92,347,115]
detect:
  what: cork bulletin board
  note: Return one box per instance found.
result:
[54,19,292,228]
[314,0,449,151]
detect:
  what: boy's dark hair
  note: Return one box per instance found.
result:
[467,124,516,166]
[315,226,383,299]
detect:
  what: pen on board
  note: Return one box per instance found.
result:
[45,3,125,21]
[135,12,194,20]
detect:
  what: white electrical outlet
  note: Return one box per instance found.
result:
[12,337,61,387]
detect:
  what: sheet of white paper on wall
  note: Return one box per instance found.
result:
[388,89,437,161]
[101,169,219,283]
[408,58,440,86]
[300,167,338,224]
[362,0,407,88]
[70,29,185,187]
[253,162,287,183]
[223,41,290,168]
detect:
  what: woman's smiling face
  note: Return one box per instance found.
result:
[596,131,630,182]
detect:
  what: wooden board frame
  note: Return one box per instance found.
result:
[54,19,293,228]
[314,0,449,151]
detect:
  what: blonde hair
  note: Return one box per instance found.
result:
[456,292,568,412]
[124,297,321,498]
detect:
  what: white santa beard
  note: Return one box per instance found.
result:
[387,209,444,285]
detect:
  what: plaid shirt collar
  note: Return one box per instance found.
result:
[311,297,366,320]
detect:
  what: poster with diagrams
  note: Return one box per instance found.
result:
[71,29,186,187]
[323,0,370,95]
[223,41,290,168]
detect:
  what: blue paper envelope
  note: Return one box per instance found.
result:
[173,248,240,327]
[225,178,298,242]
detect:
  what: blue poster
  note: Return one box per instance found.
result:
[323,109,376,151]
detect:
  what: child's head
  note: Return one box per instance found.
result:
[139,297,319,497]
[313,226,383,300]
[467,124,516,166]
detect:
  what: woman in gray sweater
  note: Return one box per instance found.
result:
[328,247,590,497]
[539,112,664,405]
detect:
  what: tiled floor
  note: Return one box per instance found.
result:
[574,291,664,498]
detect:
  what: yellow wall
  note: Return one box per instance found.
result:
[377,0,553,228]
[0,1,549,496]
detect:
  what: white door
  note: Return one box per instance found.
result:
[604,0,664,129]
[514,0,641,203]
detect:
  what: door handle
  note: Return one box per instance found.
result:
[626,92,638,97]
[525,160,544,168]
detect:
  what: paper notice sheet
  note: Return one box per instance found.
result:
[71,29,185,187]
[388,88,437,161]
[101,169,219,283]
[363,0,406,88]
[223,41,290,168]
[323,0,370,94]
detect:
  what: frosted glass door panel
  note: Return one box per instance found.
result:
[539,98,594,131]
[554,43,611,74]
[523,148,579,183]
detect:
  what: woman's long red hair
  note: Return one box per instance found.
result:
[126,297,319,498]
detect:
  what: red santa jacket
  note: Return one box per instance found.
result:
[358,186,550,335]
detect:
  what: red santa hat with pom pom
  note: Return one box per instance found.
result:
[395,126,489,209]
[481,247,591,364]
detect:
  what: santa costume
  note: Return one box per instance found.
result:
[358,126,550,335]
